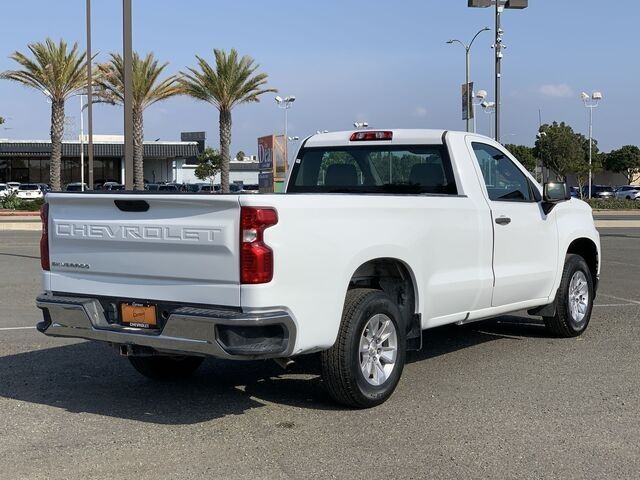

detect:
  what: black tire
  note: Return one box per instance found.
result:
[321,288,406,408]
[128,354,204,380]
[544,254,594,337]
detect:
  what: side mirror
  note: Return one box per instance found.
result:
[542,182,570,214]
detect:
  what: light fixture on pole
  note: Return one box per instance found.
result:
[275,95,296,164]
[581,90,603,199]
[446,26,491,133]
[473,89,487,133]
[480,100,496,138]
[353,122,369,129]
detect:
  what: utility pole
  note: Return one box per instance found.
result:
[468,0,528,143]
[123,0,134,189]
[494,0,502,142]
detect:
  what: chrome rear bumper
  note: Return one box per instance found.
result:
[36,293,296,359]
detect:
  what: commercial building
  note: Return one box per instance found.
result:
[0,131,260,186]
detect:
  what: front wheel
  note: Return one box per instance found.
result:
[321,288,406,408]
[544,254,594,337]
[128,354,204,380]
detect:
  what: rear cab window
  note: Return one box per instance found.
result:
[288,145,458,195]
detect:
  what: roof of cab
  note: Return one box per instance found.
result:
[304,129,447,148]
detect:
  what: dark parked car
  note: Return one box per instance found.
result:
[581,185,615,199]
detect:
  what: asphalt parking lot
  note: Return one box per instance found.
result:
[0,230,638,479]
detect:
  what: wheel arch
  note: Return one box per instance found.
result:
[566,237,599,293]
[346,257,419,335]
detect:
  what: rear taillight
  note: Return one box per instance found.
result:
[240,207,278,284]
[40,203,50,271]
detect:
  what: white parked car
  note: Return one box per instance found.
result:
[17,183,44,200]
[0,183,9,197]
[7,182,21,192]
[36,129,600,407]
[614,185,640,200]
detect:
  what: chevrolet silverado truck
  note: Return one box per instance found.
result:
[36,129,600,408]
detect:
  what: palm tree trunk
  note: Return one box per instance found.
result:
[219,108,232,193]
[133,108,144,190]
[50,100,65,190]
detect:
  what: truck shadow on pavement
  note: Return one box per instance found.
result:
[0,314,549,422]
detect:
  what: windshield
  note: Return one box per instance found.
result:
[288,145,457,194]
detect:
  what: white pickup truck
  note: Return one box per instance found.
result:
[36,129,600,408]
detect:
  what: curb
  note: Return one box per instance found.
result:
[0,211,40,217]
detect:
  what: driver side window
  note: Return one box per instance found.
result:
[471,143,532,202]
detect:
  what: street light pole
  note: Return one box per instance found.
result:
[447,27,490,133]
[494,1,502,142]
[85,0,94,188]
[275,96,296,164]
[80,95,85,191]
[581,91,603,199]
[123,0,134,190]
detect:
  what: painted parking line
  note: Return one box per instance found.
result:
[0,326,35,331]
[598,293,640,305]
[594,303,637,307]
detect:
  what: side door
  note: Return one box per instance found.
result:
[468,141,559,307]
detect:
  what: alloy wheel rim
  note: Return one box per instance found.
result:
[359,313,398,386]
[569,271,589,323]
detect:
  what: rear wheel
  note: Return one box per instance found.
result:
[544,254,594,337]
[128,354,204,380]
[321,288,406,408]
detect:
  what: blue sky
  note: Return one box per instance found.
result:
[0,0,637,153]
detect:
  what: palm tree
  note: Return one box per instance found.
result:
[1,39,89,190]
[95,52,182,190]
[180,49,276,193]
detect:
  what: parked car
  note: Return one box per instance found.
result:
[37,184,52,194]
[65,183,89,192]
[145,184,159,191]
[7,182,21,192]
[0,183,9,197]
[241,184,260,194]
[36,129,600,408]
[17,183,44,200]
[569,187,580,198]
[157,184,181,192]
[102,182,125,191]
[614,185,640,200]
[581,185,615,199]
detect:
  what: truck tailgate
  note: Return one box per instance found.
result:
[45,193,241,306]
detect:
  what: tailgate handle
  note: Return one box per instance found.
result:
[114,200,149,212]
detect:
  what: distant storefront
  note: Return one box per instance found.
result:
[0,134,200,186]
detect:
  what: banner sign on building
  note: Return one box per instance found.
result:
[258,134,289,193]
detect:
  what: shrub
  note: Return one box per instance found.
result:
[585,198,640,210]
[0,192,24,210]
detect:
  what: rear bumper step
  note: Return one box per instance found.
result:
[36,293,296,359]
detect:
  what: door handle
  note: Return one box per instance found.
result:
[495,216,511,225]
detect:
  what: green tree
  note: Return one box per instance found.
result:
[504,144,538,173]
[534,122,585,181]
[1,39,89,190]
[180,49,276,193]
[194,147,222,185]
[604,145,640,185]
[235,150,246,161]
[95,52,182,190]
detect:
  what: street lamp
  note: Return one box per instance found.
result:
[480,100,496,138]
[446,26,491,132]
[353,122,369,129]
[473,89,487,133]
[581,90,603,199]
[275,95,296,163]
